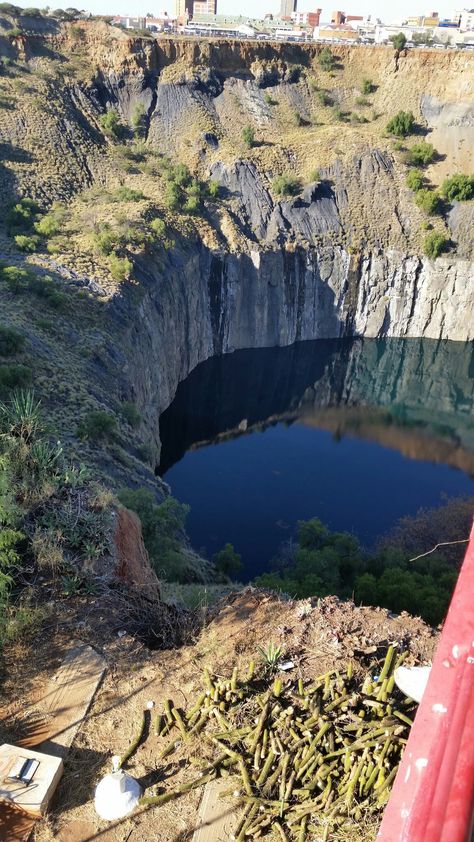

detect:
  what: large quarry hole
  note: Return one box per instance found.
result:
[158,338,474,579]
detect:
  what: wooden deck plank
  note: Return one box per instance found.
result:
[192,779,237,842]
[24,642,106,759]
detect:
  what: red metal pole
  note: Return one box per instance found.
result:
[377,520,474,842]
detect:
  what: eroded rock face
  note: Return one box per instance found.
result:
[120,241,473,459]
[113,507,160,595]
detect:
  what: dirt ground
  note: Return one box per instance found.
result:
[0,589,437,842]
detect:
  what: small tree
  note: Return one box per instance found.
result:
[318,47,335,72]
[390,32,407,52]
[100,108,125,140]
[242,125,256,148]
[131,103,146,137]
[213,543,242,577]
[386,110,415,137]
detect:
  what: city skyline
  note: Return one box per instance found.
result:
[15,0,456,22]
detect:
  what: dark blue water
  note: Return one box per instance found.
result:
[159,338,474,579]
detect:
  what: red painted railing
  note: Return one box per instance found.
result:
[378,521,474,842]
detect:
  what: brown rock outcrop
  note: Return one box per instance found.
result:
[113,506,160,597]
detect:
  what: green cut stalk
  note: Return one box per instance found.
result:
[239,759,254,796]
[256,749,275,787]
[203,667,214,692]
[378,646,396,683]
[159,738,181,760]
[394,710,414,727]
[235,803,259,842]
[119,710,146,769]
[171,707,188,739]
[186,692,207,721]
[249,703,269,753]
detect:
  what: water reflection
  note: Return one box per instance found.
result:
[159,338,474,475]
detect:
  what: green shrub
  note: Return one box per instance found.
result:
[263,92,276,105]
[150,217,166,238]
[14,234,40,252]
[406,169,424,191]
[131,102,146,137]
[406,141,437,167]
[390,32,407,51]
[355,96,371,107]
[164,182,182,210]
[171,163,191,187]
[242,125,256,148]
[0,326,25,357]
[184,195,201,214]
[350,113,367,124]
[6,198,40,236]
[361,78,374,95]
[309,169,320,183]
[415,188,442,215]
[187,178,202,198]
[5,27,23,37]
[92,224,117,256]
[212,542,242,577]
[114,186,145,202]
[332,105,345,122]
[34,206,67,237]
[207,179,220,199]
[0,266,31,294]
[315,89,330,106]
[77,410,116,441]
[121,401,141,428]
[108,253,132,281]
[441,174,474,202]
[100,108,125,140]
[318,47,335,72]
[0,364,32,394]
[386,110,415,137]
[272,173,302,197]
[27,275,66,309]
[424,232,449,259]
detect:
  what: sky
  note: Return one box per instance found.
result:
[15,0,454,24]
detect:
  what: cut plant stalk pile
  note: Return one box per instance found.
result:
[127,646,416,839]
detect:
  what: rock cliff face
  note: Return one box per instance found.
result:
[121,238,473,457]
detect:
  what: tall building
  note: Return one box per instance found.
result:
[280,0,297,19]
[176,0,193,18]
[292,9,321,26]
[176,0,216,18]
[193,0,217,14]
